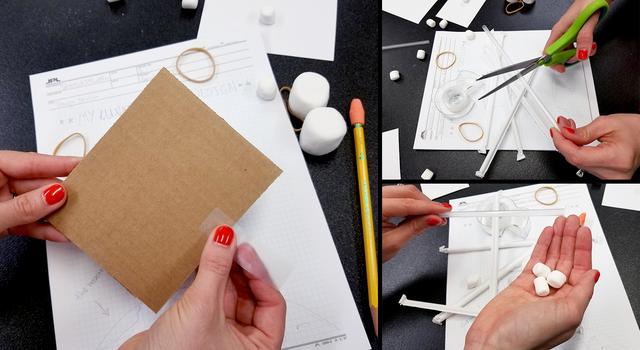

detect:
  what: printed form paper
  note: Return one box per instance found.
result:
[602,184,640,212]
[30,30,369,350]
[443,184,640,349]
[420,184,469,200]
[382,128,401,180]
[414,31,599,151]
[382,0,438,24]
[198,0,337,61]
[436,0,487,28]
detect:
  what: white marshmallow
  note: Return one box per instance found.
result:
[547,270,567,289]
[466,274,481,289]
[426,19,436,28]
[107,0,121,2]
[416,49,426,60]
[463,0,470,3]
[421,168,434,180]
[465,30,475,40]
[259,6,276,25]
[439,19,448,29]
[523,0,535,4]
[532,262,551,279]
[389,70,400,81]
[298,107,347,156]
[181,0,198,10]
[256,78,277,101]
[288,72,330,121]
[534,276,550,296]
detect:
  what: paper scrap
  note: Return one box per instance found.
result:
[436,0,487,28]
[602,184,640,212]
[383,0,438,24]
[420,184,469,200]
[382,128,401,180]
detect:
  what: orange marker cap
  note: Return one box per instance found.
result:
[349,98,365,126]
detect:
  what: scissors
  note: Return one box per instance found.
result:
[476,0,609,101]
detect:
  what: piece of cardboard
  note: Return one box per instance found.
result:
[48,68,282,312]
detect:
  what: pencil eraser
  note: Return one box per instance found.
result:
[256,78,277,101]
[259,6,276,25]
[421,168,434,180]
[299,107,347,156]
[534,276,550,296]
[426,19,436,28]
[547,270,567,289]
[181,0,198,10]
[349,98,365,125]
[389,70,400,81]
[416,49,426,60]
[288,72,330,120]
[466,274,481,289]
[439,19,448,29]
[532,262,551,279]
[465,30,475,40]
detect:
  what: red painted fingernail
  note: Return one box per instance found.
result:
[427,217,442,226]
[549,128,554,138]
[564,127,575,134]
[578,49,588,60]
[591,42,596,51]
[594,270,600,283]
[213,225,234,246]
[556,116,561,124]
[441,202,452,209]
[43,184,65,205]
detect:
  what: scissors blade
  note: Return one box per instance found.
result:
[476,57,541,81]
[477,63,540,101]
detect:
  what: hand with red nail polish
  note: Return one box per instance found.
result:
[121,226,286,350]
[551,114,640,179]
[0,151,81,242]
[382,185,452,262]
[466,216,599,350]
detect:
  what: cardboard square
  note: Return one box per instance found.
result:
[48,68,282,312]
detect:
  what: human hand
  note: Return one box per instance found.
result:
[0,151,81,241]
[465,215,599,350]
[543,0,607,73]
[551,114,640,179]
[120,225,286,350]
[382,185,451,263]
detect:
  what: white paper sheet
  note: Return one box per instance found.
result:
[198,1,337,61]
[435,0,487,28]
[444,184,640,349]
[602,184,640,212]
[382,0,438,24]
[420,184,469,200]
[382,128,401,180]
[413,31,599,151]
[30,30,369,350]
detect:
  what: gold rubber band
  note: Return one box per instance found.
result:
[279,86,301,133]
[436,51,457,70]
[176,47,216,83]
[458,122,484,143]
[534,186,559,206]
[505,1,525,15]
[52,132,87,156]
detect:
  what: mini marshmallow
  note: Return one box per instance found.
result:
[547,270,567,289]
[389,70,400,81]
[256,78,277,101]
[416,49,426,60]
[298,107,347,156]
[426,19,436,28]
[107,0,121,2]
[463,0,470,3]
[181,0,198,10]
[534,276,550,296]
[421,168,434,180]
[259,6,276,25]
[466,274,481,289]
[532,262,551,279]
[523,0,535,4]
[288,72,330,121]
[465,30,475,40]
[439,19,448,29]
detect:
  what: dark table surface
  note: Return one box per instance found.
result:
[382,183,640,350]
[382,0,640,180]
[0,1,379,349]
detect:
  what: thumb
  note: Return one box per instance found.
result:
[0,183,66,233]
[559,116,613,146]
[568,269,599,314]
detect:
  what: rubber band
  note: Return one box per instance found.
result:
[52,132,87,156]
[436,51,457,70]
[176,47,216,83]
[534,186,559,206]
[458,122,484,142]
[505,1,525,15]
[279,86,301,133]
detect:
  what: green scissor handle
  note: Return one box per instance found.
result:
[543,0,609,66]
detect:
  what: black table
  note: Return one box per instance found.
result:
[382,183,640,349]
[0,1,379,349]
[382,0,640,180]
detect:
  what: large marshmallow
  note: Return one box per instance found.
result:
[288,72,330,121]
[532,262,551,279]
[259,6,276,25]
[547,270,567,289]
[299,107,347,156]
[182,0,198,10]
[534,276,550,296]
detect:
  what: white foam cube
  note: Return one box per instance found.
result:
[299,107,347,156]
[421,168,434,180]
[182,0,198,10]
[534,276,550,296]
[389,70,400,81]
[259,6,276,25]
[439,19,448,29]
[256,78,277,101]
[547,270,567,289]
[426,19,436,28]
[416,49,426,60]
[532,262,551,278]
[288,72,330,121]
